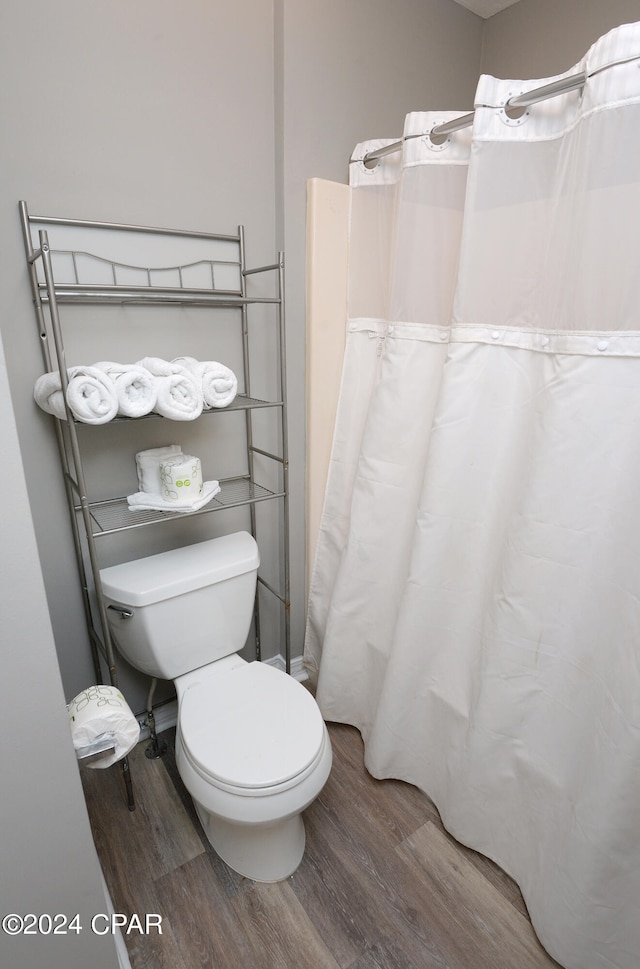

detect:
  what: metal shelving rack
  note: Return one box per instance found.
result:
[19,201,290,809]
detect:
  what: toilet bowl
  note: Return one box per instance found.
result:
[175,656,331,880]
[100,531,332,882]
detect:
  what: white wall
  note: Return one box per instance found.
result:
[0,332,119,969]
[305,178,350,589]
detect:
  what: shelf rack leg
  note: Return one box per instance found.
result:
[121,756,135,812]
[239,225,262,663]
[144,678,167,759]
[277,252,291,675]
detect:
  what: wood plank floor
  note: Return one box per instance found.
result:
[81,721,561,969]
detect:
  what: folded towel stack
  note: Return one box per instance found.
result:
[34,357,238,424]
[127,445,221,514]
[135,444,182,494]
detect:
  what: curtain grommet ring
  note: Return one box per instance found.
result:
[360,157,381,174]
[425,126,451,152]
[499,91,530,127]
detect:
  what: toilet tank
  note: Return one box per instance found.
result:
[99,531,259,680]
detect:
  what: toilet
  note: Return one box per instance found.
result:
[99,531,332,882]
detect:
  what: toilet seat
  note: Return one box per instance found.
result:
[179,662,326,795]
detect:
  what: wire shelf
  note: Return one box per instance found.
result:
[100,394,283,425]
[83,477,283,537]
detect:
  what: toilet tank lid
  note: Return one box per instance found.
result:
[99,532,259,607]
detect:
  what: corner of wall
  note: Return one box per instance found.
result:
[273,0,285,251]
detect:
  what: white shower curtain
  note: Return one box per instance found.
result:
[305,23,640,969]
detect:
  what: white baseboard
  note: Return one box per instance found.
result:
[264,653,309,682]
[101,872,133,969]
[136,655,308,739]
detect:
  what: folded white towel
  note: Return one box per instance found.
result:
[127,479,221,514]
[135,445,182,494]
[173,356,238,409]
[94,361,157,418]
[137,357,204,421]
[34,367,119,424]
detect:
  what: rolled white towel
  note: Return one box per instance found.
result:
[34,366,119,424]
[127,479,221,513]
[173,356,238,409]
[94,361,157,418]
[34,371,70,420]
[135,445,182,494]
[137,357,203,421]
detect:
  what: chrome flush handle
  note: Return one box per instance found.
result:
[107,604,133,619]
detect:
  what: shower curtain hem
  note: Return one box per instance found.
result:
[320,712,563,968]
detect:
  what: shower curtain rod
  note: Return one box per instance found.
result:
[361,69,588,165]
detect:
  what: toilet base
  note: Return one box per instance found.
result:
[193,800,306,882]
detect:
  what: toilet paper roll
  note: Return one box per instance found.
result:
[68,685,140,770]
[159,454,204,506]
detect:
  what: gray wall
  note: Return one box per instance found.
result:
[277,0,484,655]
[0,0,483,716]
[2,0,278,713]
[0,331,118,969]
[481,0,640,76]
